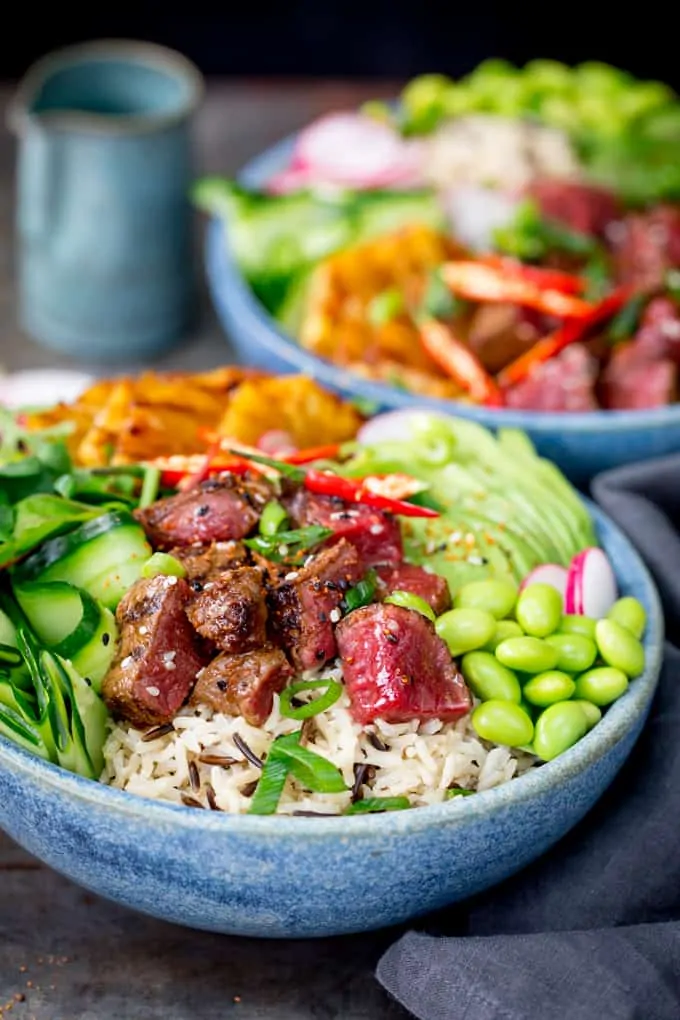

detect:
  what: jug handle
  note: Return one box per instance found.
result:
[8,105,57,243]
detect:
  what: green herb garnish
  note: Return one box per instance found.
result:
[244,525,333,562]
[446,787,475,798]
[226,449,305,481]
[345,796,411,814]
[342,569,378,613]
[248,730,347,815]
[420,268,462,321]
[368,288,405,326]
[279,679,343,720]
[607,294,646,343]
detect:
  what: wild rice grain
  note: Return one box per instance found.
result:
[141,723,175,743]
[181,794,204,809]
[198,753,239,767]
[188,760,200,794]
[240,780,259,798]
[369,733,389,752]
[233,733,263,769]
[205,784,219,811]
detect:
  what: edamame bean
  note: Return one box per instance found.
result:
[571,699,602,730]
[559,615,597,640]
[461,652,522,703]
[545,633,597,673]
[515,583,563,637]
[523,671,576,708]
[574,667,629,706]
[483,620,523,652]
[454,578,518,620]
[607,597,647,640]
[533,702,589,761]
[435,608,496,658]
[495,636,559,674]
[472,700,534,748]
[595,619,645,678]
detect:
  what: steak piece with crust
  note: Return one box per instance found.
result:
[102,575,208,728]
[190,646,293,726]
[171,540,249,584]
[186,566,268,653]
[284,490,403,568]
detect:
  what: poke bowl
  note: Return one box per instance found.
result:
[0,370,664,938]
[199,60,680,484]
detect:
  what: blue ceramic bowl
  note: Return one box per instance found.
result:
[0,504,664,938]
[204,134,680,486]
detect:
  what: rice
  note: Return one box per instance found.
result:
[101,663,536,814]
[423,114,582,192]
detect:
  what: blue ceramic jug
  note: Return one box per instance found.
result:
[9,40,204,362]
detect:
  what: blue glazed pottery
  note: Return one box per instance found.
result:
[203,134,680,485]
[9,40,204,362]
[0,505,663,938]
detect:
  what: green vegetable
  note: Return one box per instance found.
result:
[574,666,629,706]
[346,797,410,814]
[607,295,646,343]
[259,499,288,537]
[545,633,597,673]
[515,584,563,638]
[368,288,405,326]
[522,671,576,708]
[279,678,343,720]
[472,700,534,748]
[138,467,161,509]
[493,200,599,263]
[446,787,475,798]
[483,619,523,652]
[141,552,187,580]
[559,615,597,639]
[12,510,152,611]
[495,636,559,674]
[419,268,462,321]
[460,651,522,704]
[384,590,436,622]
[244,525,334,563]
[13,581,102,659]
[533,702,589,761]
[435,608,497,658]
[272,731,347,794]
[572,700,602,730]
[594,619,645,678]
[453,578,518,620]
[0,494,102,568]
[606,597,646,640]
[248,753,290,816]
[342,569,377,613]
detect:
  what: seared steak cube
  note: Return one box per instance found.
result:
[268,539,362,670]
[190,645,293,726]
[135,473,274,550]
[336,603,471,725]
[171,540,249,584]
[285,490,403,568]
[186,566,268,653]
[102,576,208,727]
[376,562,451,616]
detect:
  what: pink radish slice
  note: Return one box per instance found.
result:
[257,429,297,456]
[520,564,569,601]
[357,409,454,445]
[292,113,424,188]
[564,547,618,618]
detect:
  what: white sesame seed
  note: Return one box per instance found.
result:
[121,655,133,669]
[329,608,342,623]
[284,571,299,581]
[162,651,176,664]
[467,556,485,566]
[146,686,160,697]
[278,544,289,557]
[166,575,179,586]
[448,531,462,544]
[369,524,384,535]
[138,625,148,636]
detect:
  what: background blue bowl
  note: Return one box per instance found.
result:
[204,134,680,486]
[0,505,664,938]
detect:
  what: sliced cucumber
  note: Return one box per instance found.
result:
[70,607,118,692]
[13,511,152,610]
[13,581,101,658]
[0,609,17,648]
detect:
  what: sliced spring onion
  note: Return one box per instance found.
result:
[274,731,348,794]
[607,294,646,342]
[259,499,288,537]
[279,679,343,720]
[226,449,306,482]
[141,552,187,579]
[446,787,475,798]
[384,589,436,622]
[368,287,405,326]
[346,797,411,814]
[244,525,333,563]
[0,643,23,670]
[343,569,378,613]
[420,268,462,321]
[248,754,290,816]
[138,466,161,509]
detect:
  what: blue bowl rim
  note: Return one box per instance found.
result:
[206,130,680,436]
[0,501,665,838]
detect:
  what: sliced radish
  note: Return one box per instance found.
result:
[357,409,454,446]
[564,547,618,619]
[266,167,317,195]
[520,564,569,601]
[442,186,521,252]
[292,112,424,189]
[0,369,94,409]
[257,429,297,456]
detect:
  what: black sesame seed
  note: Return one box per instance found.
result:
[191,581,204,592]
[216,679,228,691]
[101,633,110,647]
[315,649,326,661]
[196,505,210,517]
[385,632,398,644]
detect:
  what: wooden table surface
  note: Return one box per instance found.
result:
[0,79,411,1020]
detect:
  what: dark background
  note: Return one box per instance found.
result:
[1,5,677,86]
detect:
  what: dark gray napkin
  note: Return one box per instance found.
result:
[377,454,680,1020]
